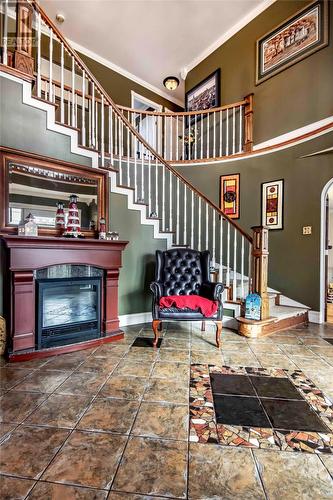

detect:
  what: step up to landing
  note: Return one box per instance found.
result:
[237,305,309,338]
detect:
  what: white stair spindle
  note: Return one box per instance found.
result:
[36,12,41,97]
[169,116,172,161]
[194,114,197,159]
[200,114,203,159]
[127,126,130,184]
[91,82,95,148]
[100,95,105,167]
[219,110,222,157]
[71,56,75,127]
[95,100,98,150]
[226,109,229,156]
[109,106,113,164]
[162,163,166,230]
[182,118,185,161]
[205,203,209,249]
[176,117,179,161]
[134,137,138,196]
[67,90,70,125]
[169,170,172,230]
[155,158,159,214]
[239,105,243,153]
[176,177,180,243]
[248,243,252,295]
[241,235,245,299]
[219,217,223,282]
[119,117,123,181]
[141,142,144,200]
[232,106,236,155]
[191,190,194,248]
[212,211,216,266]
[198,197,201,251]
[148,155,151,214]
[60,44,64,122]
[226,222,230,288]
[88,97,91,143]
[81,71,86,146]
[49,29,53,102]
[206,113,210,158]
[213,112,216,158]
[233,228,237,301]
[184,186,187,245]
[2,0,8,65]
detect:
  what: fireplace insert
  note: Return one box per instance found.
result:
[36,277,101,349]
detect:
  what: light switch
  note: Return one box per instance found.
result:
[303,226,312,235]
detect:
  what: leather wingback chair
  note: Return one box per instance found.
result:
[150,248,224,347]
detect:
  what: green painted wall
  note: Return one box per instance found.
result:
[79,52,182,111]
[110,193,167,315]
[175,132,333,311]
[186,0,333,144]
[0,77,92,166]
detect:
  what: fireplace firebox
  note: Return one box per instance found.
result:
[36,277,102,349]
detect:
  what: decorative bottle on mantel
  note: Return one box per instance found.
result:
[55,201,65,234]
[64,194,81,238]
[99,217,106,240]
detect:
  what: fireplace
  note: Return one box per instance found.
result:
[36,276,102,349]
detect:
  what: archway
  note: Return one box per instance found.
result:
[320,179,333,323]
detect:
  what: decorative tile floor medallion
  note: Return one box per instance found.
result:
[190,364,333,453]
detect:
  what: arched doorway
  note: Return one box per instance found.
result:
[320,179,333,323]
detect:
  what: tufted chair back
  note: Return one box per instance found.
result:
[155,248,210,297]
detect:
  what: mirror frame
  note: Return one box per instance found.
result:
[0,149,109,237]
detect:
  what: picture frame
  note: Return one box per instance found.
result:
[185,69,220,113]
[220,173,240,219]
[261,179,284,230]
[256,0,329,85]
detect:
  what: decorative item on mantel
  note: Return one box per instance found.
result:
[18,213,38,236]
[55,201,65,233]
[106,231,119,241]
[64,194,83,238]
[244,293,262,321]
[99,217,106,240]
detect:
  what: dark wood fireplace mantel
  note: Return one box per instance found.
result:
[1,235,129,360]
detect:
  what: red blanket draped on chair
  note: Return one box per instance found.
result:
[159,295,218,317]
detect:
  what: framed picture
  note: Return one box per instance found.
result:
[220,174,240,219]
[185,69,220,112]
[261,179,284,230]
[256,0,328,84]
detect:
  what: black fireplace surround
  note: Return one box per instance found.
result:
[35,266,102,349]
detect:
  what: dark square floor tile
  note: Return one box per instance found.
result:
[323,338,333,346]
[261,399,330,432]
[210,374,256,397]
[250,376,303,400]
[132,337,163,348]
[213,395,271,427]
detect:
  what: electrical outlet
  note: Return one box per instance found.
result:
[303,226,312,235]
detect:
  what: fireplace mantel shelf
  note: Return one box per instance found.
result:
[1,234,129,360]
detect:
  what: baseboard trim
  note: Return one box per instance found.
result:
[308,310,322,324]
[119,312,152,327]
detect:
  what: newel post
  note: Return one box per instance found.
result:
[14,0,34,76]
[243,93,254,153]
[251,226,270,320]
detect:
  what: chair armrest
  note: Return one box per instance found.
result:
[200,282,224,301]
[150,281,164,301]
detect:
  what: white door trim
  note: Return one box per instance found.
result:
[320,178,333,323]
[131,91,163,112]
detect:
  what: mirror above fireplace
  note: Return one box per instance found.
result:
[0,150,108,237]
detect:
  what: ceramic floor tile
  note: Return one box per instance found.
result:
[78,398,139,434]
[125,348,159,361]
[0,368,32,390]
[0,422,16,441]
[143,378,189,404]
[27,481,108,499]
[0,391,47,423]
[0,475,35,499]
[74,356,121,374]
[191,350,223,365]
[273,336,302,345]
[162,338,191,349]
[320,454,333,478]
[108,493,168,500]
[0,425,69,478]
[158,349,190,364]
[131,402,188,440]
[310,346,333,358]
[114,360,153,377]
[279,345,315,357]
[261,399,329,432]
[112,436,187,498]
[302,337,333,346]
[250,376,303,400]
[13,370,71,394]
[254,449,333,499]
[213,395,271,428]
[189,443,265,499]
[42,430,127,489]
[210,373,256,396]
[151,362,189,381]
[223,353,261,367]
[55,372,109,396]
[93,344,129,358]
[249,344,284,354]
[100,375,148,400]
[41,353,85,371]
[25,394,92,428]
[255,354,297,370]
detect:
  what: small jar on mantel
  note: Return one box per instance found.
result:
[99,217,106,240]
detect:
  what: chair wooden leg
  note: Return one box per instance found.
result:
[158,321,163,332]
[201,321,206,332]
[215,321,222,348]
[152,320,161,347]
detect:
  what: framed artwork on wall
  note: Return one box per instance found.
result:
[256,0,328,84]
[261,179,284,230]
[220,174,240,219]
[185,69,220,112]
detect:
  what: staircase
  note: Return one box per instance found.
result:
[0,0,309,333]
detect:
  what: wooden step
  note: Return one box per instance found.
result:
[237,308,308,338]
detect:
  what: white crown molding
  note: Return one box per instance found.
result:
[69,40,184,108]
[186,0,277,73]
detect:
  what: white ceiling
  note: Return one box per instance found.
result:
[40,0,274,105]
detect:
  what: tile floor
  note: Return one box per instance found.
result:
[0,322,332,499]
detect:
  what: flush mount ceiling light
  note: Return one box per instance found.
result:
[163,76,180,91]
[55,13,65,23]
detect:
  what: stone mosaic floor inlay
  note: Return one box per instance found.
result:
[190,364,333,453]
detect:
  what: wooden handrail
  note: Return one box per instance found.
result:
[118,101,247,117]
[30,0,252,243]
